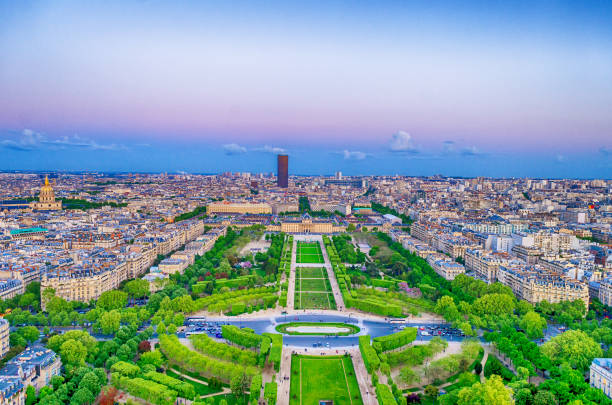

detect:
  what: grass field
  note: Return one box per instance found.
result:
[297,267,325,278]
[275,322,360,336]
[296,241,325,264]
[294,267,336,310]
[299,278,328,291]
[289,355,363,405]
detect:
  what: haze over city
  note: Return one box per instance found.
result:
[1,0,611,177]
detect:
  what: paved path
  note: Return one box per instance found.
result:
[350,348,379,405]
[318,237,346,311]
[275,347,378,405]
[287,237,298,311]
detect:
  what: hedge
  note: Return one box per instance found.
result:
[264,382,277,404]
[371,279,398,288]
[373,328,417,352]
[112,374,177,405]
[249,374,262,401]
[359,335,380,374]
[158,334,258,384]
[144,371,196,399]
[376,383,398,405]
[349,297,402,317]
[263,333,283,371]
[191,333,258,366]
[216,275,256,289]
[221,325,263,349]
[111,361,141,377]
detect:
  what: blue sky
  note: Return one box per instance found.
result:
[0,1,611,177]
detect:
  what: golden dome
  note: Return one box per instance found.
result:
[39,175,55,203]
[40,175,52,190]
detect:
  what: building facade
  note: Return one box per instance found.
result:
[277,155,288,188]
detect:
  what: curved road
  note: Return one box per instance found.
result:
[185,313,464,348]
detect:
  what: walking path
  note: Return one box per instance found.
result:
[287,237,298,311]
[318,237,346,311]
[276,346,379,405]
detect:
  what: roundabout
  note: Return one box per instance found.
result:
[275,321,360,336]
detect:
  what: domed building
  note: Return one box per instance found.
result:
[30,176,62,211]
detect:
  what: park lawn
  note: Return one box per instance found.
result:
[276,322,360,336]
[297,267,326,278]
[297,242,324,263]
[290,355,363,405]
[295,292,336,310]
[299,277,328,291]
[206,393,250,404]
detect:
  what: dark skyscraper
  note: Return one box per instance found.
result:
[277,155,288,188]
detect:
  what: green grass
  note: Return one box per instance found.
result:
[166,369,223,396]
[294,266,336,310]
[294,292,336,310]
[299,278,328,291]
[296,242,324,264]
[290,355,363,405]
[297,267,325,278]
[275,322,360,336]
[203,394,250,404]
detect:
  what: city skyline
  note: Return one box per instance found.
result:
[1,0,611,177]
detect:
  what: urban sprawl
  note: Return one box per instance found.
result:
[0,164,611,405]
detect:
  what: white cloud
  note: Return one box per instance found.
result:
[461,146,483,156]
[253,145,287,154]
[1,129,127,151]
[442,140,455,153]
[44,134,127,151]
[223,143,247,155]
[343,150,367,160]
[0,129,45,150]
[389,130,417,153]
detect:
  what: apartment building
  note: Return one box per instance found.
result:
[207,202,272,215]
[496,264,589,308]
[465,249,520,284]
[0,280,24,301]
[591,358,612,399]
[0,320,9,359]
[0,346,61,396]
[427,253,465,280]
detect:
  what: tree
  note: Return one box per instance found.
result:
[424,385,439,400]
[71,387,95,405]
[139,350,164,368]
[514,388,534,405]
[124,279,150,298]
[167,323,177,335]
[457,375,513,405]
[435,296,460,322]
[519,311,547,339]
[231,371,249,397]
[533,390,557,405]
[99,386,117,405]
[541,330,602,371]
[60,339,87,366]
[25,385,36,405]
[138,340,151,353]
[100,310,121,335]
[78,372,101,397]
[399,366,420,386]
[156,321,166,335]
[97,290,128,311]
